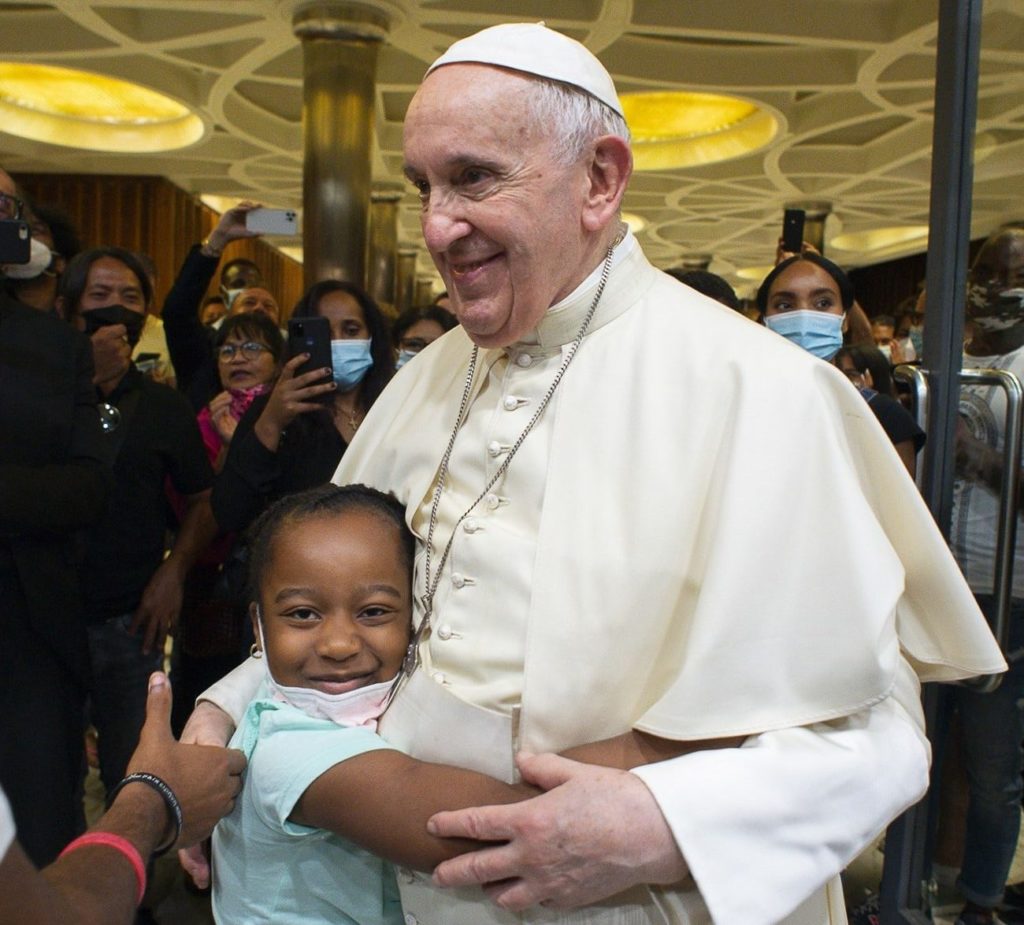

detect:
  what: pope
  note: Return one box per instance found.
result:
[192,22,1005,924]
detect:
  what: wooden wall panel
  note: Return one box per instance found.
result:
[15,173,305,319]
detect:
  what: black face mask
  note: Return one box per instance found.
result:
[81,304,146,349]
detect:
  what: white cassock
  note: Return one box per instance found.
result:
[206,234,1004,924]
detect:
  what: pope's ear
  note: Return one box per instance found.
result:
[581,134,632,234]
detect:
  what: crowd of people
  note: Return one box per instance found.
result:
[0,19,1019,925]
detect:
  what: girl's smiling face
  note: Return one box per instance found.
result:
[254,510,411,694]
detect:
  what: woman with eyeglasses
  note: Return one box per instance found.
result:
[203,313,284,471]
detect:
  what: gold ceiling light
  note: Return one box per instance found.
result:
[0,63,203,152]
[829,225,929,255]
[736,264,775,283]
[620,91,778,172]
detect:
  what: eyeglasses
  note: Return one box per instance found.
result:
[0,192,24,221]
[218,341,271,361]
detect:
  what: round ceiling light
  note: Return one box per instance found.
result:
[0,63,204,152]
[620,91,778,172]
[829,225,929,255]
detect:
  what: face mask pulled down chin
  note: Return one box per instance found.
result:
[331,338,373,390]
[82,305,146,349]
[2,238,54,281]
[256,622,392,729]
[764,309,845,360]
[968,285,1024,333]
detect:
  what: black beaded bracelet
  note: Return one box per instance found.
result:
[106,772,183,857]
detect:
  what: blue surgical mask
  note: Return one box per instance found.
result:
[395,349,417,371]
[330,338,372,390]
[764,310,845,360]
[908,326,924,356]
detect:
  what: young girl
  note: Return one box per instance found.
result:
[212,484,740,924]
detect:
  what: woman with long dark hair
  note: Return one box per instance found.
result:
[211,280,393,535]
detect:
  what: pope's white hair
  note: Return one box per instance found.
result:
[526,77,630,166]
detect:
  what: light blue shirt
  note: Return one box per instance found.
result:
[212,684,403,925]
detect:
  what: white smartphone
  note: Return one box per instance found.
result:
[245,208,298,236]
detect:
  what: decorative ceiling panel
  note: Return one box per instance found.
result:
[0,0,1020,294]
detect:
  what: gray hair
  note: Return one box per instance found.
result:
[526,77,630,166]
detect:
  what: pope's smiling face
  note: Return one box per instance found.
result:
[402,64,597,348]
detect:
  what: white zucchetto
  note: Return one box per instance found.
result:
[426,21,624,118]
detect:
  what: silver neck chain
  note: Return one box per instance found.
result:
[398,239,618,678]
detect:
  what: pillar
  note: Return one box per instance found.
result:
[293,2,389,289]
[367,189,402,315]
[395,247,418,314]
[414,276,435,307]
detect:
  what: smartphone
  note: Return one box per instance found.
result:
[0,219,30,266]
[287,316,333,403]
[782,208,805,254]
[245,208,298,236]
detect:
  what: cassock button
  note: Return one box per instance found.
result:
[485,493,500,510]
[432,670,446,684]
[398,867,416,884]
[437,624,453,640]
[503,396,520,411]
[404,914,419,925]
[515,353,533,368]
[463,518,480,533]
[487,440,502,457]
[451,573,466,589]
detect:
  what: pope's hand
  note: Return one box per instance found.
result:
[428,752,688,911]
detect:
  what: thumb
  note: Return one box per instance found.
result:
[140,671,173,745]
[515,751,579,792]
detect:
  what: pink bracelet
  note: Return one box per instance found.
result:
[58,832,147,906]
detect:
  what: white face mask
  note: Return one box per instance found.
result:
[256,618,393,730]
[3,237,54,280]
[876,343,892,361]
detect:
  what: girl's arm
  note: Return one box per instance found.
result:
[291,729,744,871]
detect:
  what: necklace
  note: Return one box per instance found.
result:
[396,237,620,684]
[333,400,363,433]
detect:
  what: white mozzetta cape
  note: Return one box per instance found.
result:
[339,243,1002,745]
[323,242,1004,923]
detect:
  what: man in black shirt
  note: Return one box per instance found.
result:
[57,247,216,793]
[0,170,112,866]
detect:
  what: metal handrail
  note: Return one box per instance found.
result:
[894,364,1023,692]
[893,364,929,493]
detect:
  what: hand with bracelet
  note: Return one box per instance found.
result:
[200,200,262,259]
[0,671,246,925]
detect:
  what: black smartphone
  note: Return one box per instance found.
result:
[782,208,805,255]
[0,219,30,266]
[287,316,334,403]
